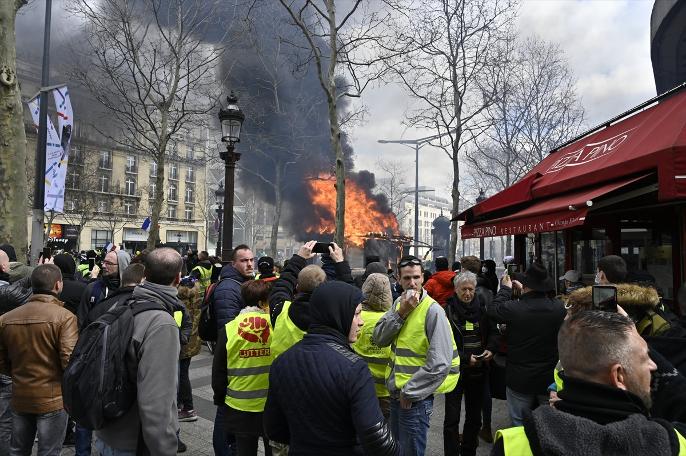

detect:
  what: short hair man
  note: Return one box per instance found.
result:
[0,264,78,456]
[487,263,566,426]
[373,256,459,456]
[597,255,628,285]
[0,244,33,283]
[0,251,10,286]
[94,248,184,455]
[492,311,686,455]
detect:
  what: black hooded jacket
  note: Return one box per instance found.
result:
[264,282,399,456]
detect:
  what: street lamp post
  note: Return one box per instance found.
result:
[378,130,454,258]
[215,183,225,258]
[217,92,245,262]
[475,189,486,260]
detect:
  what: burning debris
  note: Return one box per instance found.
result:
[302,173,400,247]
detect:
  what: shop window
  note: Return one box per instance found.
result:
[540,232,566,294]
[621,225,674,299]
[572,229,610,282]
[91,229,112,249]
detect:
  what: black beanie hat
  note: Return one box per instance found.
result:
[53,253,76,276]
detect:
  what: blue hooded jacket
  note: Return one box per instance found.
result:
[213,264,249,331]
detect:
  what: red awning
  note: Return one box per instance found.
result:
[458,87,686,222]
[460,175,650,239]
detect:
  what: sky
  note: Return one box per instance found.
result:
[351,0,657,202]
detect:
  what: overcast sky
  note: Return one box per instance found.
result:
[352,0,656,201]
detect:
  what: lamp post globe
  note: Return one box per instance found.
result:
[217,92,245,262]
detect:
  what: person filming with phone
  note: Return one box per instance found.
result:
[443,271,499,456]
[487,262,566,426]
[373,255,460,456]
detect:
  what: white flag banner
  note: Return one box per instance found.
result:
[28,86,73,213]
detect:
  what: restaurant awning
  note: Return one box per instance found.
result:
[457,84,686,237]
[460,175,651,239]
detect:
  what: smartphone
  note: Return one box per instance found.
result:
[42,247,52,260]
[473,352,487,360]
[506,264,518,275]
[312,242,333,254]
[88,258,96,271]
[592,285,618,312]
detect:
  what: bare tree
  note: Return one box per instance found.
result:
[61,162,102,248]
[386,0,517,264]
[276,0,393,246]
[69,0,226,249]
[464,35,584,254]
[0,0,29,251]
[375,159,410,226]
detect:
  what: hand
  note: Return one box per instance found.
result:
[297,241,317,260]
[398,289,419,319]
[399,393,413,409]
[549,390,560,407]
[482,350,493,362]
[469,354,480,367]
[328,242,344,263]
[512,280,523,290]
[90,264,101,279]
[39,256,54,265]
[501,274,512,288]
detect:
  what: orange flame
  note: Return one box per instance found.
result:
[305,175,400,247]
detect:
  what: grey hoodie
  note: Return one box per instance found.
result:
[94,281,180,456]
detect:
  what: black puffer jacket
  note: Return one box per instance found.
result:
[264,282,399,456]
[0,276,32,315]
[59,274,87,315]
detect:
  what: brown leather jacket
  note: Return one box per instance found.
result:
[0,293,78,414]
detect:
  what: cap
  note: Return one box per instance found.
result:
[559,270,581,282]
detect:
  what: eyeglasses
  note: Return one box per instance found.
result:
[398,258,422,269]
[103,261,118,266]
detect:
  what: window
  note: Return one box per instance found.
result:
[168,205,177,219]
[126,155,137,173]
[186,167,195,183]
[169,184,177,202]
[169,163,178,180]
[65,199,76,211]
[124,200,135,215]
[149,183,156,199]
[185,185,194,203]
[184,207,193,221]
[71,145,83,164]
[99,151,112,169]
[99,175,109,193]
[97,199,109,213]
[125,177,136,196]
[67,168,80,190]
[186,147,194,160]
[91,230,112,249]
[150,161,157,177]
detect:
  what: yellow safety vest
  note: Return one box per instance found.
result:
[271,301,306,358]
[174,311,183,327]
[352,310,391,397]
[192,265,213,293]
[224,311,274,412]
[388,293,460,394]
[554,361,564,392]
[255,272,280,280]
[496,426,686,456]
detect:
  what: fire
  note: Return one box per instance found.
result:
[305,175,400,247]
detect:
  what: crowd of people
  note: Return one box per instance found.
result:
[0,240,684,456]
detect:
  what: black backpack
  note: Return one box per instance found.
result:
[62,299,162,430]
[198,279,221,342]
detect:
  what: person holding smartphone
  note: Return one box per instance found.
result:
[443,271,499,456]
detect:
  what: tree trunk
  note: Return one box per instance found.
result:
[147,151,166,250]
[448,142,460,265]
[269,165,282,257]
[0,1,28,252]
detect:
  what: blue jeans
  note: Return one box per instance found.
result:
[213,405,236,456]
[75,424,92,455]
[94,438,136,456]
[505,387,548,426]
[0,375,12,456]
[390,396,433,456]
[10,408,68,456]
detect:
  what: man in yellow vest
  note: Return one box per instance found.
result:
[493,310,686,456]
[190,251,213,294]
[373,255,460,456]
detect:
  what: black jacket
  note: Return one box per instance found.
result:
[487,286,566,395]
[0,276,32,316]
[85,286,137,327]
[491,374,686,456]
[213,265,249,331]
[59,274,87,316]
[445,294,498,371]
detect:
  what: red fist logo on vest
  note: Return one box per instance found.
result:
[237,316,270,345]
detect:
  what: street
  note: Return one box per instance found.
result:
[56,345,511,456]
